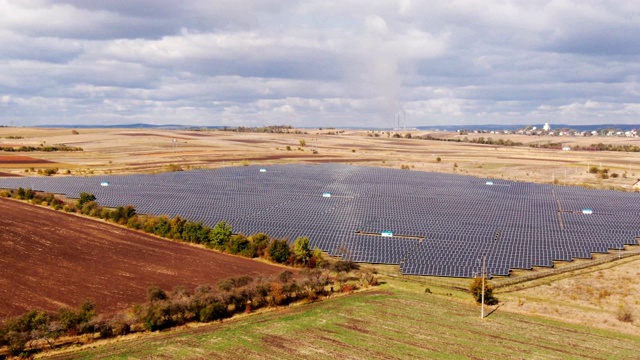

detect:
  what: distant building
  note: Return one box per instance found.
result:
[562,146,571,151]
[543,123,551,131]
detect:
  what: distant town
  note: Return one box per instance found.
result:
[451,123,638,138]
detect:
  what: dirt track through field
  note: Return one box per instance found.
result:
[0,198,284,317]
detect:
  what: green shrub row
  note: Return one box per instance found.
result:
[0,145,83,152]
[1,267,374,357]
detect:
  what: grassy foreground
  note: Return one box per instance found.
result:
[44,279,639,360]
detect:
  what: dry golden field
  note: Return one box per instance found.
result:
[499,256,640,336]
[1,127,639,191]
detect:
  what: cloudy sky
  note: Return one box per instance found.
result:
[1,0,639,128]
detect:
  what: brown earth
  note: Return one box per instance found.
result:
[0,198,284,317]
[0,155,54,164]
[0,172,21,177]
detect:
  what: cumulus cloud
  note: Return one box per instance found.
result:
[0,0,638,127]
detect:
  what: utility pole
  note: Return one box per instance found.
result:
[481,255,486,320]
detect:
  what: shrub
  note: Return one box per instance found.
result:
[341,284,355,293]
[249,233,270,257]
[139,302,172,331]
[41,168,58,176]
[217,275,253,292]
[109,314,132,336]
[278,270,293,283]
[227,234,251,254]
[5,331,29,356]
[166,163,183,172]
[268,238,291,264]
[199,302,228,322]
[269,282,286,306]
[77,192,96,207]
[58,301,96,335]
[147,286,168,302]
[94,320,113,338]
[293,236,312,265]
[617,304,634,323]
[208,221,232,249]
[469,277,498,305]
[332,260,359,273]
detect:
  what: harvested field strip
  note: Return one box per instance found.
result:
[0,172,21,177]
[0,198,284,317]
[56,282,640,360]
[0,155,54,164]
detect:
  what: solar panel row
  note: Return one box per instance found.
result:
[1,164,639,278]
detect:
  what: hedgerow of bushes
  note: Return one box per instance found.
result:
[0,187,379,356]
[0,145,83,152]
[0,263,373,357]
[0,189,323,267]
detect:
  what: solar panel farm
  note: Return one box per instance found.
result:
[1,127,639,358]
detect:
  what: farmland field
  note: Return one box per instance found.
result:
[43,280,640,360]
[1,127,640,191]
[1,127,640,358]
[0,198,284,317]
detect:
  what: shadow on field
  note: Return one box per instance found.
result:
[485,303,502,318]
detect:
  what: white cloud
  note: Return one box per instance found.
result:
[0,0,639,127]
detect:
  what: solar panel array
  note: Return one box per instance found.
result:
[2,164,639,278]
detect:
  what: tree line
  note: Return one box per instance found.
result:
[218,125,307,134]
[396,134,640,153]
[0,145,83,152]
[0,189,324,268]
[572,143,640,152]
[0,263,373,357]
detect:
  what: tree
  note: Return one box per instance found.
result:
[249,233,270,257]
[469,277,498,305]
[182,220,209,243]
[77,192,96,207]
[58,301,96,335]
[268,239,291,264]
[208,221,232,249]
[227,234,251,254]
[24,188,35,200]
[293,236,312,265]
[299,139,306,147]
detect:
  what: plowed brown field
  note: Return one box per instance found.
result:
[0,155,54,164]
[0,198,284,318]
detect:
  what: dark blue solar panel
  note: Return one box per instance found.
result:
[1,164,639,278]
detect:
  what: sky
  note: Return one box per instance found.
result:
[0,0,639,128]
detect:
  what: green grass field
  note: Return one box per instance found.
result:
[44,278,640,360]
